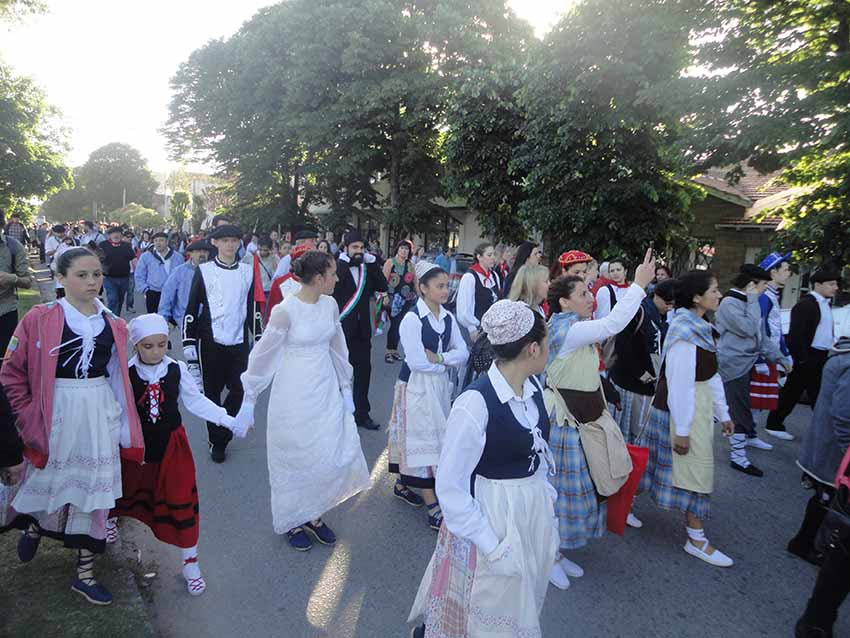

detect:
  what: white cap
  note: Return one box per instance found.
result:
[415,260,440,280]
[128,313,170,345]
[481,300,535,345]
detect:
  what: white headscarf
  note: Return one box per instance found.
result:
[128,313,170,345]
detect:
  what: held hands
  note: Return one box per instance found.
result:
[633,247,657,290]
[673,434,690,456]
[230,402,255,438]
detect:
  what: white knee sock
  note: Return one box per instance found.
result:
[729,433,749,466]
[182,545,201,579]
[686,526,706,546]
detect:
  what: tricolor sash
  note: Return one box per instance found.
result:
[339,264,366,321]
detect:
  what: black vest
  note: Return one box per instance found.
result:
[55,320,114,379]
[469,372,549,494]
[130,362,182,463]
[472,270,501,321]
[399,309,453,383]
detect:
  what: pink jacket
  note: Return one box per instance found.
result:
[0,301,144,468]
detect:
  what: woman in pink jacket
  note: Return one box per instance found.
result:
[0,247,144,606]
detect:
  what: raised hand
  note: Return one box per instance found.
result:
[633,247,657,289]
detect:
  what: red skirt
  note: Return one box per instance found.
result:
[110,426,199,548]
[750,364,780,411]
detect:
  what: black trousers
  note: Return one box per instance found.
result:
[347,336,372,424]
[0,309,18,362]
[199,339,249,446]
[767,348,828,430]
[799,535,850,632]
[145,289,162,314]
[386,299,412,351]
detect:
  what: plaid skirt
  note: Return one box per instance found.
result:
[609,382,652,444]
[549,424,607,550]
[634,407,711,519]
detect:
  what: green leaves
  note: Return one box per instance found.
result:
[76,143,158,212]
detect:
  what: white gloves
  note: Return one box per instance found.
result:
[186,362,203,394]
[183,345,198,363]
[342,388,355,415]
[230,402,255,438]
[485,538,521,577]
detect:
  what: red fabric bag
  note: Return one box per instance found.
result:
[750,363,780,410]
[607,444,649,536]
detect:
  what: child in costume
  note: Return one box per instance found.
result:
[108,313,240,595]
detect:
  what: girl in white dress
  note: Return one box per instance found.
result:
[234,251,370,551]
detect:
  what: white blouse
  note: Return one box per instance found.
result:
[556,283,646,358]
[435,364,554,556]
[665,340,730,436]
[240,295,352,403]
[456,270,498,332]
[594,283,632,320]
[130,356,232,426]
[399,299,469,374]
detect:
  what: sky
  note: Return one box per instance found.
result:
[1,0,567,175]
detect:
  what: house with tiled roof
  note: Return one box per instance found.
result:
[686,167,805,306]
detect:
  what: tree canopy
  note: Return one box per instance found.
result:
[76,142,157,212]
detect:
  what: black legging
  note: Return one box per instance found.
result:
[387,299,413,351]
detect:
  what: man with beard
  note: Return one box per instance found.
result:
[332,230,388,430]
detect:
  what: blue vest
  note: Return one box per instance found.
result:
[468,371,549,494]
[399,309,453,383]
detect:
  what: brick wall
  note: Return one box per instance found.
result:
[689,196,745,237]
[713,228,775,290]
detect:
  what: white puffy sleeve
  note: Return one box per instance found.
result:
[666,340,696,437]
[709,373,731,423]
[456,272,479,332]
[177,360,231,425]
[240,302,290,402]
[435,390,499,555]
[559,284,646,356]
[329,298,353,391]
[442,311,469,368]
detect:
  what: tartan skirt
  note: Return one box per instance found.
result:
[634,407,711,520]
[609,382,653,444]
[549,424,607,550]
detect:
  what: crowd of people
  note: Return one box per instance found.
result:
[0,216,847,637]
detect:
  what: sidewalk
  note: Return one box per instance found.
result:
[1,256,157,638]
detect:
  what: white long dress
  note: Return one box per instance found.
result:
[241,294,371,534]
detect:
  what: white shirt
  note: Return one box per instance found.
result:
[45,234,62,256]
[593,282,631,320]
[399,299,469,374]
[199,260,253,346]
[129,355,232,426]
[665,340,730,436]
[435,363,554,556]
[556,283,646,357]
[456,270,498,332]
[810,291,834,351]
[273,253,292,279]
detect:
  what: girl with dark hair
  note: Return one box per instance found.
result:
[543,248,656,588]
[387,262,468,529]
[408,300,557,638]
[316,239,331,254]
[504,241,541,294]
[594,257,632,320]
[234,250,370,551]
[635,270,736,567]
[383,240,419,363]
[1,247,144,605]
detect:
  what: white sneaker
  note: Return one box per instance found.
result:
[765,428,795,441]
[558,555,584,578]
[626,512,643,528]
[746,437,773,450]
[548,562,571,590]
[684,540,734,567]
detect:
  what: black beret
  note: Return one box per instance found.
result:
[210,224,242,240]
[343,230,364,246]
[294,229,320,241]
[151,231,168,240]
[186,240,212,252]
[106,225,123,235]
[52,224,66,233]
[810,269,842,284]
[739,264,771,281]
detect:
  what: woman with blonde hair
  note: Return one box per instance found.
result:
[508,264,549,317]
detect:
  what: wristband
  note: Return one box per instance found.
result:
[437,353,444,365]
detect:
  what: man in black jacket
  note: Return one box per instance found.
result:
[99,225,137,316]
[332,231,388,430]
[766,268,841,439]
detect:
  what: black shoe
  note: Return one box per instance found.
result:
[730,461,763,477]
[357,418,381,431]
[787,537,824,566]
[209,442,227,463]
[394,481,425,507]
[795,619,832,638]
[411,625,426,638]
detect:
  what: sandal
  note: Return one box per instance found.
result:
[394,481,425,507]
[105,518,119,544]
[72,550,112,605]
[426,502,443,531]
[183,556,207,596]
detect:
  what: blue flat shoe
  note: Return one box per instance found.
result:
[71,578,113,605]
[287,526,313,551]
[17,530,40,563]
[304,520,336,546]
[394,481,425,507]
[426,503,443,532]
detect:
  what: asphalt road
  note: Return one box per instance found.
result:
[117,313,848,638]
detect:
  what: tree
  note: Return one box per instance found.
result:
[684,0,850,264]
[191,193,206,233]
[109,203,162,230]
[77,143,157,213]
[39,183,90,222]
[0,61,71,217]
[0,0,45,21]
[170,190,190,231]
[511,0,701,262]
